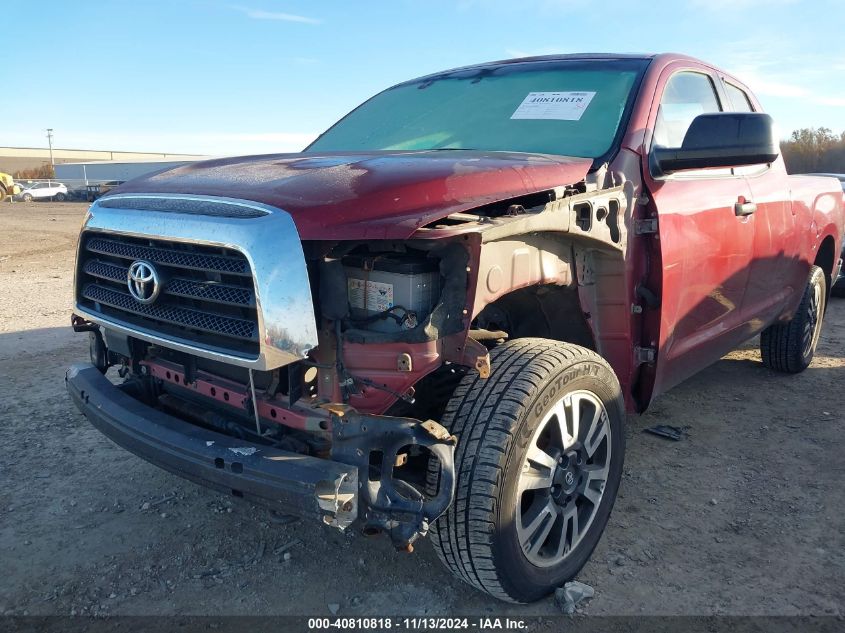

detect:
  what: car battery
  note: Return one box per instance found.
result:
[343,254,441,333]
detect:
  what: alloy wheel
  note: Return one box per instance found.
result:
[802,279,823,358]
[516,390,612,567]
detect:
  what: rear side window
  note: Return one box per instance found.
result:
[725,82,754,112]
[653,71,722,148]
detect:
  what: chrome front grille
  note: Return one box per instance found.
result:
[82,260,254,307]
[74,195,319,370]
[86,237,250,275]
[77,233,259,355]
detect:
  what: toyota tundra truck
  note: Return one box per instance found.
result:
[66,53,844,603]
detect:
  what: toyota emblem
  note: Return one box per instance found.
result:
[127,260,161,304]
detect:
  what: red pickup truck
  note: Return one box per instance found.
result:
[67,53,843,603]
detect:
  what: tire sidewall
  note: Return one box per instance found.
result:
[492,357,625,602]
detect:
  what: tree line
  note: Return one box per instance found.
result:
[780,128,845,175]
[14,164,56,180]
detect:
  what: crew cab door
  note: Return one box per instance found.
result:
[722,79,803,325]
[641,68,757,398]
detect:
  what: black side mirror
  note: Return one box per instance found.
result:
[653,112,779,174]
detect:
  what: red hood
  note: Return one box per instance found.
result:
[110,150,592,240]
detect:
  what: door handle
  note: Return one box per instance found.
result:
[735,197,756,216]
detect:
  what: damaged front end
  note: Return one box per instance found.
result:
[68,194,463,550]
[66,356,457,549]
[67,163,626,550]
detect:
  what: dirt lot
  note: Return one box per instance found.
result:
[1,201,843,618]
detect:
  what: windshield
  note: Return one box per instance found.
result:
[307,58,648,160]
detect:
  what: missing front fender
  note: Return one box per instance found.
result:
[331,413,457,550]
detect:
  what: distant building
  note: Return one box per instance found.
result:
[54,160,198,184]
[0,146,208,174]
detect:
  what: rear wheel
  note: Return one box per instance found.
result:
[760,265,826,373]
[428,338,625,603]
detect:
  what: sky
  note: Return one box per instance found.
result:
[2,0,843,156]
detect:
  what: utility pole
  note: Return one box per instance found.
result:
[46,128,54,167]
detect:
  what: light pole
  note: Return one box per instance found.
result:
[46,128,54,167]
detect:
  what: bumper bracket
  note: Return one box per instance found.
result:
[331,412,457,550]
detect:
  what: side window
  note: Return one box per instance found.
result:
[725,83,768,175]
[725,82,754,112]
[653,71,722,148]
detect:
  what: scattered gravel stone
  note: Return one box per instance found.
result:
[555,581,595,614]
[328,603,340,615]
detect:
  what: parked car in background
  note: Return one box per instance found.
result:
[66,185,90,201]
[86,180,125,201]
[18,181,69,202]
[806,174,845,296]
[0,172,20,201]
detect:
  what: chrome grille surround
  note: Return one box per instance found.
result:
[73,194,319,370]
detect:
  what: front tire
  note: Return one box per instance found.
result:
[55,192,66,201]
[22,193,33,202]
[429,339,625,603]
[761,265,826,373]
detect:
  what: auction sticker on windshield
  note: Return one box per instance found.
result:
[510,91,596,120]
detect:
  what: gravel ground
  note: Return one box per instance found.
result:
[1,201,843,618]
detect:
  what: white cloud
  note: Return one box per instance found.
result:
[816,96,845,107]
[727,65,845,109]
[730,69,808,98]
[229,5,320,24]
